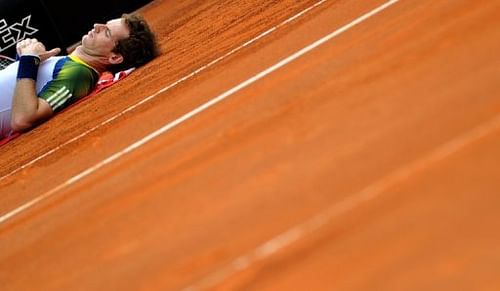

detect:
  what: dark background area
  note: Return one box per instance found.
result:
[0,0,153,57]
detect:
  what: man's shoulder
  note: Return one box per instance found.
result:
[59,56,99,79]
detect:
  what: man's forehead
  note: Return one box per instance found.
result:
[106,17,129,39]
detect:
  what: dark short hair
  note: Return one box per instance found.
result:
[110,13,159,73]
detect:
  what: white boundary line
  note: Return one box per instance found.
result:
[0,0,402,223]
[181,115,500,291]
[0,0,402,224]
[0,0,329,183]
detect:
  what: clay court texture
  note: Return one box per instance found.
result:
[1,0,500,289]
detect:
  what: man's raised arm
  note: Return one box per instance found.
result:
[10,38,60,132]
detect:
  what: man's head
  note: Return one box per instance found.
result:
[81,14,159,73]
[110,14,159,73]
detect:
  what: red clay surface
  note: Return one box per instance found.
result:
[1,0,500,290]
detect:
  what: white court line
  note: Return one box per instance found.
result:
[0,0,401,223]
[181,116,500,291]
[0,0,400,224]
[0,0,329,183]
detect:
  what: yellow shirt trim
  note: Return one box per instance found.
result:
[69,55,99,74]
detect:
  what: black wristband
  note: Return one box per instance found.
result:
[17,55,41,81]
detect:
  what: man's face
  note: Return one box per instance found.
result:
[81,18,130,63]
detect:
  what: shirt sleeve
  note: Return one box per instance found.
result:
[39,63,97,112]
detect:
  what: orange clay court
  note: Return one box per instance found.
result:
[1,0,499,290]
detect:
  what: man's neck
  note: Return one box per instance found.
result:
[70,46,108,73]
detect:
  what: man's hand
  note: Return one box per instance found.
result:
[16,38,61,62]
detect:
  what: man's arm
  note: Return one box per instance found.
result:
[10,38,60,133]
[10,79,53,132]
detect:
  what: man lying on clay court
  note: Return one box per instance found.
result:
[0,13,159,139]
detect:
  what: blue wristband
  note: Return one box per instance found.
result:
[17,55,40,81]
